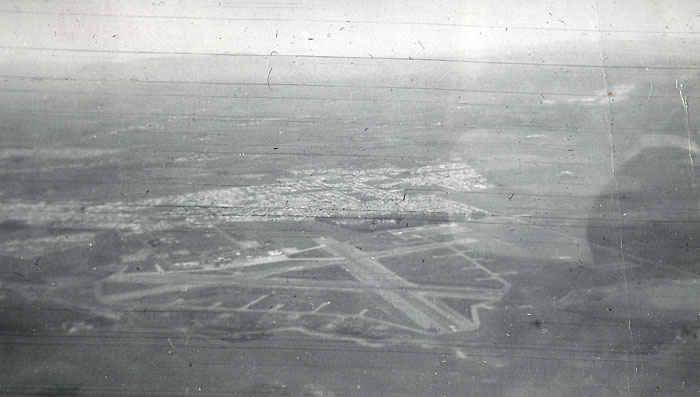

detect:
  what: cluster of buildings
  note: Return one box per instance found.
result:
[142,161,489,222]
[0,161,489,233]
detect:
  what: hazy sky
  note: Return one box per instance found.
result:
[1,0,697,64]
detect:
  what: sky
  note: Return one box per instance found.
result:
[1,0,697,65]
[0,0,697,101]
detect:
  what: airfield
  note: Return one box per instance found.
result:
[97,222,509,339]
[1,159,509,344]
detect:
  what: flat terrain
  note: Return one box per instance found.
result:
[1,6,700,395]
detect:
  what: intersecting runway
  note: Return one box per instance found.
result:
[95,226,508,337]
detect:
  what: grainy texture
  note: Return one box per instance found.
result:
[1,1,699,396]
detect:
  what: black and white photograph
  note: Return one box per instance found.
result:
[0,1,698,396]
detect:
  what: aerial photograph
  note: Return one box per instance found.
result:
[0,1,699,396]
